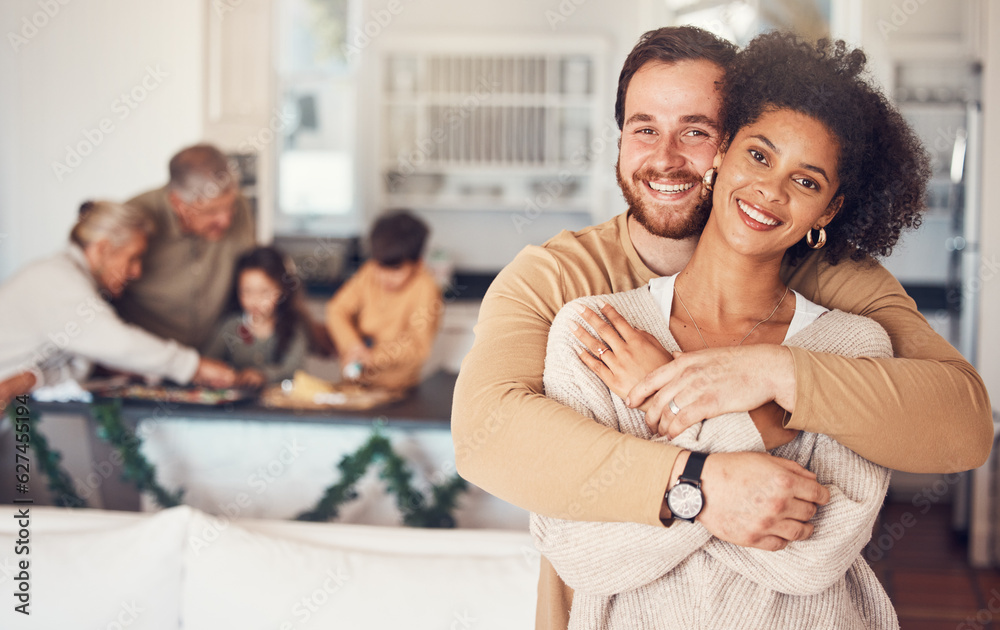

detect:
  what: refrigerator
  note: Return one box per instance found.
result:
[887,59,999,567]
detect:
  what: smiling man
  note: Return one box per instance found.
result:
[451,26,992,630]
[115,144,256,351]
[614,56,722,276]
[617,61,719,233]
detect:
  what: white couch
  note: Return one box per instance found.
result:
[0,505,539,629]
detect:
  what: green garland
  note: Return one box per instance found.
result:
[19,403,467,528]
[7,405,87,508]
[92,401,183,509]
[297,428,468,527]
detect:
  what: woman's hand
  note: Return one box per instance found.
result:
[626,345,797,438]
[236,369,266,389]
[750,402,800,451]
[572,301,673,401]
[193,358,237,389]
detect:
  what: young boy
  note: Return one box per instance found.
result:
[325,211,442,390]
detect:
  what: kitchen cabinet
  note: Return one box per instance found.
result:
[875,0,983,61]
[377,36,609,219]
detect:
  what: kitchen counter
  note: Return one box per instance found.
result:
[303,270,498,302]
[30,371,457,429]
[11,370,531,532]
[10,372,476,517]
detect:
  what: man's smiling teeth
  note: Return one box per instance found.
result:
[648,181,694,193]
[737,200,780,226]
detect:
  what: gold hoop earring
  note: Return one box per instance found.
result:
[702,167,717,192]
[806,227,827,249]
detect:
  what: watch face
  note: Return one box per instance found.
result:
[667,482,704,520]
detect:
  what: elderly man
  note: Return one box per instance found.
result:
[0,201,235,409]
[115,143,256,351]
[451,26,992,629]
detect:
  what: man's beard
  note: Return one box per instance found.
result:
[616,160,711,240]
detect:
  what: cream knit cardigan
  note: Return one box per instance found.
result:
[532,286,899,630]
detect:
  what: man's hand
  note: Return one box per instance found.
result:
[627,345,797,438]
[572,301,673,400]
[192,358,237,388]
[696,451,829,551]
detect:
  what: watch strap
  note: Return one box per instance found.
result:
[679,451,707,486]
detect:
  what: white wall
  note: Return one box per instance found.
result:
[0,0,205,279]
[978,2,1000,409]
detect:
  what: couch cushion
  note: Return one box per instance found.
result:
[182,511,538,629]
[0,506,190,629]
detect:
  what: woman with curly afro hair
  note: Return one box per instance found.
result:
[718,31,929,266]
[531,32,923,628]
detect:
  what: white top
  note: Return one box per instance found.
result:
[533,287,898,629]
[0,245,200,389]
[648,272,828,343]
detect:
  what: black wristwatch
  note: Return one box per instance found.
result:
[665,451,708,522]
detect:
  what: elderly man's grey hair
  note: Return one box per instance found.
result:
[70,200,154,249]
[167,143,237,203]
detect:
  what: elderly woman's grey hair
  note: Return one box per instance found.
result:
[70,200,154,249]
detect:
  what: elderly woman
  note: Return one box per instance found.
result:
[0,200,235,407]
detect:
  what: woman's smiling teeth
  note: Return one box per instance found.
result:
[648,181,695,193]
[737,199,781,226]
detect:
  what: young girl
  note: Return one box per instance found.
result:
[206,246,309,387]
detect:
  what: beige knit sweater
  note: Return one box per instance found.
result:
[532,285,898,629]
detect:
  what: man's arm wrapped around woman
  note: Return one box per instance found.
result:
[532,289,893,597]
[531,290,766,595]
[698,310,894,595]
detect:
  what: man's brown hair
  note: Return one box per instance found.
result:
[615,26,737,130]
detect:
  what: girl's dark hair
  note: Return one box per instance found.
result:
[616,26,737,130]
[721,32,930,264]
[229,246,303,360]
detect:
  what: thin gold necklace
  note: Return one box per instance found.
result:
[673,283,790,349]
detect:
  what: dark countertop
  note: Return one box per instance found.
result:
[31,371,457,430]
[304,271,498,302]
